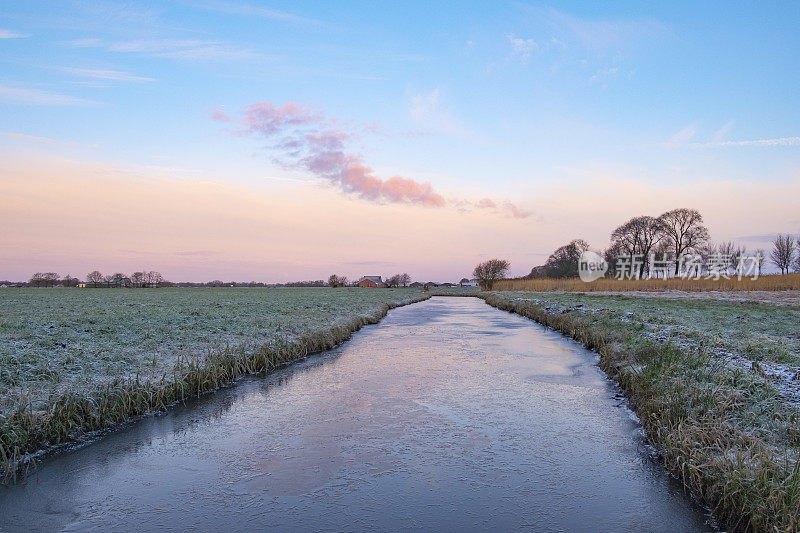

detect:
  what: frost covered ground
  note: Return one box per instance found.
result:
[585,289,800,307]
[0,287,426,415]
[505,291,800,405]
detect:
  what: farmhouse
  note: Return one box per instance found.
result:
[357,276,388,288]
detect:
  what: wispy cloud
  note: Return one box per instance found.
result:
[665,123,697,147]
[408,87,471,137]
[667,121,799,148]
[59,67,155,82]
[0,85,95,106]
[698,136,800,147]
[0,29,29,39]
[174,250,218,257]
[208,105,233,122]
[589,66,620,84]
[65,37,256,61]
[713,120,734,142]
[65,38,102,47]
[0,131,99,149]
[501,201,534,219]
[0,132,60,144]
[460,197,534,219]
[507,34,538,61]
[110,39,256,60]
[542,7,668,52]
[192,0,327,26]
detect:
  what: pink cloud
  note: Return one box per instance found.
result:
[208,105,232,122]
[215,100,530,216]
[243,101,319,135]
[231,102,445,207]
[503,201,534,219]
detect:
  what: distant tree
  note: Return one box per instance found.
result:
[716,241,737,276]
[145,271,164,287]
[131,271,145,287]
[87,270,103,285]
[385,274,401,288]
[755,249,766,276]
[731,244,747,277]
[697,241,716,261]
[473,259,510,290]
[399,273,411,287]
[658,208,709,275]
[61,274,79,287]
[327,274,348,288]
[795,237,800,273]
[543,239,590,278]
[610,216,666,278]
[29,272,44,287]
[770,234,795,275]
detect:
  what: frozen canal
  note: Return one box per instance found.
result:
[0,297,711,531]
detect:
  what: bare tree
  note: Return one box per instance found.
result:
[770,234,795,275]
[61,274,79,287]
[610,216,666,278]
[144,271,164,287]
[399,273,411,287]
[29,273,44,287]
[717,241,737,276]
[795,237,800,273]
[385,274,401,288]
[755,249,766,276]
[658,208,709,275]
[730,244,747,276]
[86,270,103,286]
[473,259,510,290]
[327,274,348,287]
[131,271,145,287]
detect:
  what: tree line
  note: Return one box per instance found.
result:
[327,273,411,287]
[24,270,168,288]
[526,208,797,279]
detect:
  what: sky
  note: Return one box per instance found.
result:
[1,1,799,282]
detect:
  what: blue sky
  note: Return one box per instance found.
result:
[1,1,799,281]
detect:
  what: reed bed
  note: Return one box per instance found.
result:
[0,288,428,481]
[481,291,800,532]
[496,273,800,292]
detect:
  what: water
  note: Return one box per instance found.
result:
[0,297,711,532]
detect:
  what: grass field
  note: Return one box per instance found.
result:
[0,287,428,479]
[496,272,800,292]
[481,290,800,531]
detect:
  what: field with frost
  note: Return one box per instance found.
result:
[0,287,425,413]
[0,287,427,476]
